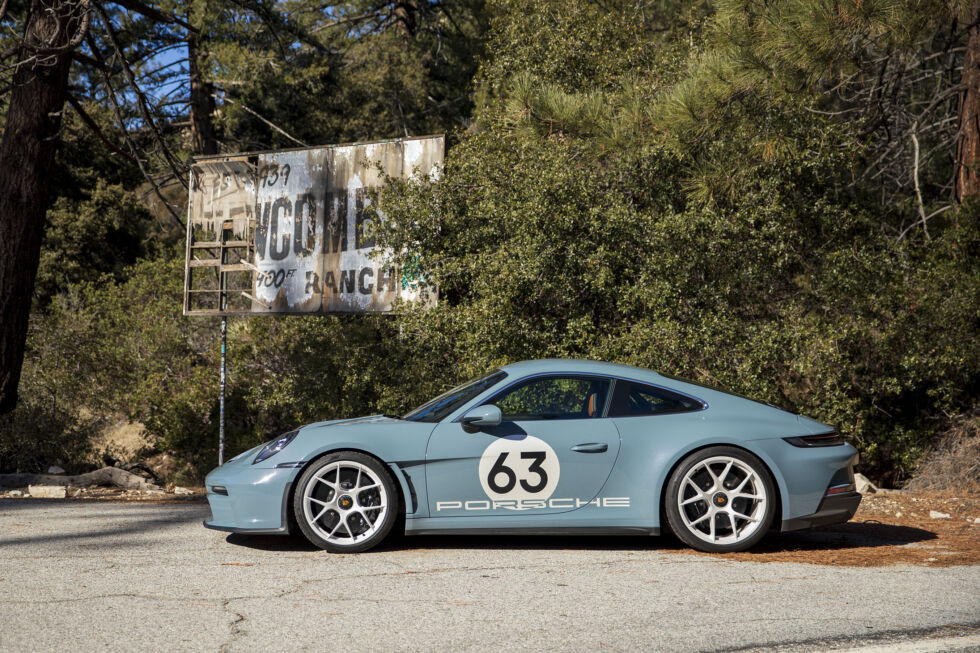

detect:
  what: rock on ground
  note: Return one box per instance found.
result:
[27,485,67,498]
[855,472,878,494]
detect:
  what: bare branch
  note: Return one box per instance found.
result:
[108,0,196,32]
[140,56,188,80]
[71,49,102,68]
[94,3,187,188]
[129,42,189,66]
[214,91,307,147]
[85,31,184,229]
[910,122,930,240]
[898,205,953,241]
[310,10,383,33]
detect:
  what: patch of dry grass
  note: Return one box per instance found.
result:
[905,412,980,494]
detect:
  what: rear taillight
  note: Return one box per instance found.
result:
[825,483,856,495]
[783,432,844,447]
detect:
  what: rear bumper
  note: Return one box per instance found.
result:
[780,491,862,532]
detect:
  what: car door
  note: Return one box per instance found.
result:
[424,374,621,517]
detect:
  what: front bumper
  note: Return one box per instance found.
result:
[203,464,299,534]
[780,491,862,532]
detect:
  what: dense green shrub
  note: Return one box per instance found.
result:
[370,0,979,484]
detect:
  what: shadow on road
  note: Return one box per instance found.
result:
[0,498,208,548]
[226,532,321,551]
[753,521,937,553]
[222,520,937,555]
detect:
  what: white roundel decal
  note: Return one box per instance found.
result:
[478,436,560,503]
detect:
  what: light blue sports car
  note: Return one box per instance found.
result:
[204,359,861,553]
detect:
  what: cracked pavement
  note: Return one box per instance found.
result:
[0,499,978,652]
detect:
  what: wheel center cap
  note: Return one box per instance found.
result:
[712,492,729,507]
[338,495,354,509]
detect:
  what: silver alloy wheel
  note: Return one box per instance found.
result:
[676,455,768,545]
[302,460,388,546]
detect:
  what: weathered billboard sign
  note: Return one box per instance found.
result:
[183,135,442,315]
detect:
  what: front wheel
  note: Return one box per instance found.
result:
[665,446,776,553]
[293,451,399,553]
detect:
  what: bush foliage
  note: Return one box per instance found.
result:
[1,0,976,485]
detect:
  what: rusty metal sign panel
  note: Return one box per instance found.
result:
[183,135,443,315]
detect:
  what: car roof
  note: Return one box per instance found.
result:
[499,358,663,382]
[494,359,785,418]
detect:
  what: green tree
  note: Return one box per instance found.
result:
[374,0,980,483]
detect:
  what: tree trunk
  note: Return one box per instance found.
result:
[956,6,980,202]
[0,0,78,414]
[188,30,217,155]
[393,0,418,39]
[0,466,156,489]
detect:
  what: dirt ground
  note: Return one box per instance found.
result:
[3,487,978,567]
[702,492,980,568]
[0,485,208,503]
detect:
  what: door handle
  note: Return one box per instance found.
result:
[571,443,608,454]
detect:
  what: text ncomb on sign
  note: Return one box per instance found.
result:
[183,135,443,315]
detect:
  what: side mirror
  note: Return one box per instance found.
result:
[461,404,502,432]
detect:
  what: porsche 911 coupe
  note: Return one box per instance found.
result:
[204,359,861,553]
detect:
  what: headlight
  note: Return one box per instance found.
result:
[253,429,299,464]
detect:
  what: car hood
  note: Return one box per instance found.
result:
[796,414,835,435]
[253,414,436,468]
[302,414,402,430]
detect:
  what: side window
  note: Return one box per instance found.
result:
[608,381,704,417]
[489,376,612,421]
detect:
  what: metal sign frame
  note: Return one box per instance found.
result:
[183,134,443,316]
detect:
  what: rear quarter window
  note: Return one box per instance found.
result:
[608,380,704,417]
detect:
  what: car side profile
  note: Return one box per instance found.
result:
[204,359,861,553]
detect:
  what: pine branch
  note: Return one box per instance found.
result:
[214,90,307,147]
[65,93,138,164]
[226,0,331,55]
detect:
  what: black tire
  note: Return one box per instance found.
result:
[665,446,776,553]
[293,451,399,553]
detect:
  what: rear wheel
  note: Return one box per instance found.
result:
[293,451,399,553]
[665,446,775,553]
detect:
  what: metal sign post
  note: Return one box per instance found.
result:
[219,316,226,466]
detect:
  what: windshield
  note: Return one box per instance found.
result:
[402,370,507,422]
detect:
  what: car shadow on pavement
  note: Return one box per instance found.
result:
[753,521,938,553]
[223,521,937,555]
[225,532,321,551]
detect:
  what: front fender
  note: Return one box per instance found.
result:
[267,420,435,518]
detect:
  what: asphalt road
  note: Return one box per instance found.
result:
[0,499,978,652]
